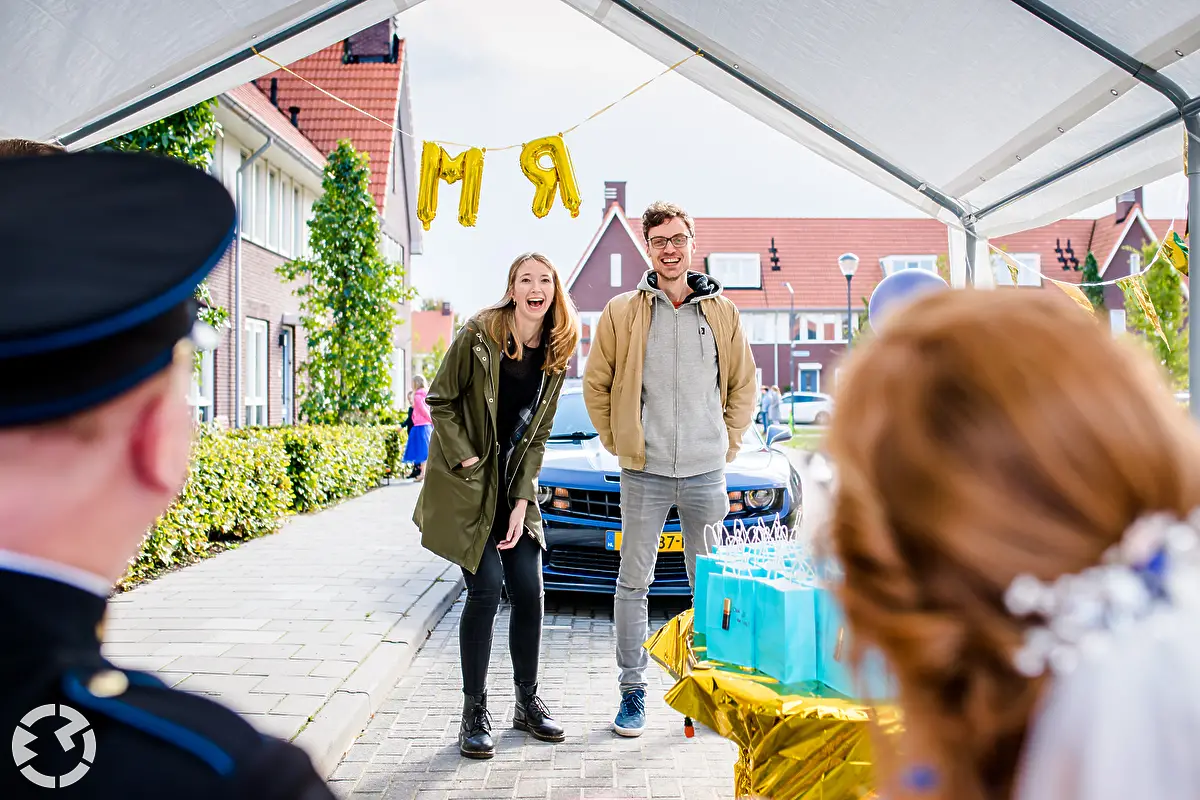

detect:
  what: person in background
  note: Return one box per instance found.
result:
[758,386,770,434]
[413,253,580,760]
[403,376,431,481]
[0,144,335,798]
[583,200,757,737]
[767,384,784,428]
[826,289,1200,800]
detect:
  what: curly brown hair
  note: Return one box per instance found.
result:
[825,289,1200,800]
[640,201,694,241]
[0,138,66,158]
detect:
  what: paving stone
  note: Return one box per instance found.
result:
[331,596,736,800]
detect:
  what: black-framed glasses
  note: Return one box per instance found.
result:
[647,234,691,250]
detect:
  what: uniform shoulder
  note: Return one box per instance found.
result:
[58,665,333,796]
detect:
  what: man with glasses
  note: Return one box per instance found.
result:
[583,201,756,736]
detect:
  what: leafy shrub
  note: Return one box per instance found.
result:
[121,423,397,588]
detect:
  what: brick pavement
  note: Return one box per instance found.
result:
[99,481,462,762]
[329,594,738,800]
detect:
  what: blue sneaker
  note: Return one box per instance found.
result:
[613,688,646,737]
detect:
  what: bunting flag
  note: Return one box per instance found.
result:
[992,248,1028,289]
[1118,273,1170,349]
[1162,230,1189,277]
[1049,279,1096,316]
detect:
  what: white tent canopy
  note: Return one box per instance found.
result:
[3,0,1198,397]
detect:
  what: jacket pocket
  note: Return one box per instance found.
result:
[451,454,487,482]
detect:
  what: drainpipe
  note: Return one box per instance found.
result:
[234,136,273,428]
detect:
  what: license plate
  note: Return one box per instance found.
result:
[605,531,684,552]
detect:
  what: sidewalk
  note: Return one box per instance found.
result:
[100,480,463,776]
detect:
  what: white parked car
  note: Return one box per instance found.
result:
[780,391,834,426]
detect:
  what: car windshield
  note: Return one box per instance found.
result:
[549,392,766,448]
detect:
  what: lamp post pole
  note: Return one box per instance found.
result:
[783,281,795,393]
[837,254,860,376]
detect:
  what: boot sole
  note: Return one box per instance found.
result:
[513,719,566,743]
[460,748,494,759]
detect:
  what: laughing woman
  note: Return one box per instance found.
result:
[413,253,580,759]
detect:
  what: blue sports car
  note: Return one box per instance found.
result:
[535,388,802,596]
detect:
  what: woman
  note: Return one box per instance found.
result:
[413,252,580,760]
[767,384,784,427]
[825,289,1200,800]
[403,376,431,481]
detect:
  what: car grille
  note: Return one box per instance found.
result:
[546,546,688,583]
[564,489,680,523]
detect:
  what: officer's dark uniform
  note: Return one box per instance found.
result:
[0,151,336,799]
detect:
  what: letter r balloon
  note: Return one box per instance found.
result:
[520,135,582,220]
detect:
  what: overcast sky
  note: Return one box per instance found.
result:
[394,0,1190,314]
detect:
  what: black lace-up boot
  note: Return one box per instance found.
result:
[459,692,494,759]
[513,682,565,742]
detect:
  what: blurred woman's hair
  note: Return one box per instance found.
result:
[825,289,1200,800]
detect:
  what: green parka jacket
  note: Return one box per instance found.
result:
[412,319,565,573]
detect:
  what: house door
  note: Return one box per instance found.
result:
[281,327,294,425]
[798,369,820,393]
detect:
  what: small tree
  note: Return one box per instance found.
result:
[278,140,414,424]
[1122,239,1188,389]
[1080,251,1105,311]
[101,99,229,366]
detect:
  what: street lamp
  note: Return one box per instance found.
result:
[782,281,795,404]
[838,253,859,349]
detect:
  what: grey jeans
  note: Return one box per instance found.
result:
[615,467,729,692]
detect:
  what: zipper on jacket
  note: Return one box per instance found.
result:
[506,371,552,497]
[673,302,679,478]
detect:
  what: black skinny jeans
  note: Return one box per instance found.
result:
[459,502,544,697]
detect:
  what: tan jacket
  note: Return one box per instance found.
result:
[583,283,758,471]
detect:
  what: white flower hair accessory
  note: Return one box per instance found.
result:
[1004,510,1200,678]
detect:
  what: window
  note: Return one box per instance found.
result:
[991,253,1042,287]
[391,347,407,410]
[189,348,215,423]
[293,187,304,256]
[281,177,294,257]
[252,161,267,242]
[706,253,762,289]
[610,253,622,287]
[1110,309,1126,336]
[794,312,851,342]
[244,318,268,426]
[742,312,791,344]
[267,168,281,250]
[798,368,820,393]
[883,255,937,276]
[1129,251,1142,275]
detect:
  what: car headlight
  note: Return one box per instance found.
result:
[536,484,553,506]
[744,489,778,510]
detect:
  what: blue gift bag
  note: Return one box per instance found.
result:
[752,577,818,685]
[814,589,895,700]
[703,570,760,669]
[692,554,723,639]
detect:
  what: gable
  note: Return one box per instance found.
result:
[567,207,652,311]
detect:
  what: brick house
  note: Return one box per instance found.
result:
[192,19,423,427]
[567,182,1171,392]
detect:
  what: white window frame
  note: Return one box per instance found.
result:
[609,253,622,287]
[281,176,294,257]
[292,186,305,257]
[882,255,938,276]
[991,253,1042,287]
[707,253,762,289]
[267,167,281,251]
[244,317,269,426]
[252,161,266,244]
[1129,251,1142,275]
[1110,308,1127,336]
[189,348,215,423]
[796,363,823,393]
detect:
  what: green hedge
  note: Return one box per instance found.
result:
[122,423,406,588]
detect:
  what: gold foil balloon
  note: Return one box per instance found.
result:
[519,135,582,219]
[417,142,485,230]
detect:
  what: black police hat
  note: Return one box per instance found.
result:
[0,150,236,427]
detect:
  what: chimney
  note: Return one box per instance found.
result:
[1115,187,1143,223]
[603,181,627,217]
[269,78,278,107]
[288,106,300,127]
[441,301,451,316]
[344,19,398,63]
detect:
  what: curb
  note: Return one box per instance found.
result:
[294,569,465,777]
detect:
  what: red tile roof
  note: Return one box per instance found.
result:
[223,84,327,169]
[255,41,405,213]
[624,208,1172,309]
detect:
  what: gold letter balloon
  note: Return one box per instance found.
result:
[519,135,582,220]
[416,142,485,231]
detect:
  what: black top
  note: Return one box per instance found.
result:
[0,151,234,427]
[494,339,546,506]
[0,570,335,799]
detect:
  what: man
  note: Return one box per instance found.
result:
[0,145,335,798]
[583,201,756,736]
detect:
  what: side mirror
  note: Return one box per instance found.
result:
[766,424,792,447]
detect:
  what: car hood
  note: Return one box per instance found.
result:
[540,436,790,488]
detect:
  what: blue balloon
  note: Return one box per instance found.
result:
[868,269,949,328]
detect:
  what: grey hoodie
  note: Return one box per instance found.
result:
[638,270,728,478]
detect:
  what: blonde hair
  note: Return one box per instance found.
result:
[825,289,1200,800]
[412,375,426,390]
[476,252,580,373]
